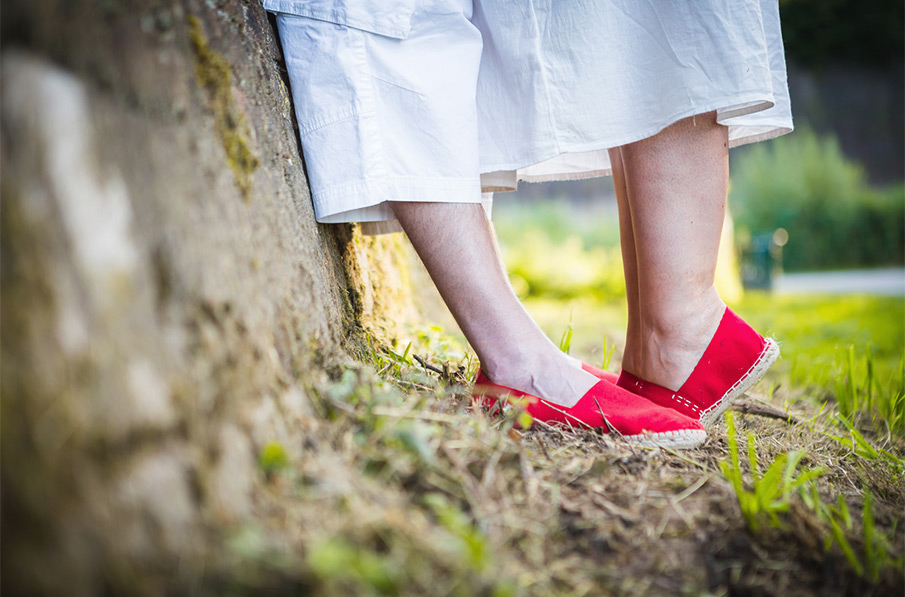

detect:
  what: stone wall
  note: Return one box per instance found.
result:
[1,1,425,593]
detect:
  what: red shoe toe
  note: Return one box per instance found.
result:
[579,381,706,448]
[472,370,706,449]
[617,307,779,427]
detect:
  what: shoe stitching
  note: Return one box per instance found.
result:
[628,377,702,416]
[656,336,777,424]
[666,393,703,415]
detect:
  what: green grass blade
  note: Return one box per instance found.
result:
[866,345,875,415]
[845,344,858,418]
[756,456,788,514]
[829,515,864,576]
[787,467,826,492]
[726,413,742,483]
[559,309,574,354]
[862,490,878,581]
[837,495,852,530]
[746,432,760,483]
[601,336,615,371]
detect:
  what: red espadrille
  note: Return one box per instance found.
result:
[472,370,706,449]
[616,307,779,428]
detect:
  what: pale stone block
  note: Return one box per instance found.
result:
[210,424,255,521]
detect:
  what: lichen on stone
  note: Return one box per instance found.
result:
[187,15,258,202]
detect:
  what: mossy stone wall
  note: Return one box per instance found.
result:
[1,1,424,593]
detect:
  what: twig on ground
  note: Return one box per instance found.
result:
[413,354,447,378]
[370,407,460,423]
[392,378,435,392]
[594,395,637,455]
[731,399,800,424]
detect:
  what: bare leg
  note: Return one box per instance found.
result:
[391,201,598,407]
[609,146,642,376]
[615,113,728,391]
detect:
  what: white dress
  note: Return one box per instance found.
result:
[475,0,792,192]
[267,0,793,231]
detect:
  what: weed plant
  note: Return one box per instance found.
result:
[719,412,825,532]
[834,346,905,436]
[719,412,903,583]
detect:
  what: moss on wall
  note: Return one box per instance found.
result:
[187,14,259,202]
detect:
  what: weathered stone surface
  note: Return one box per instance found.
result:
[211,423,256,522]
[0,1,430,594]
[112,448,200,556]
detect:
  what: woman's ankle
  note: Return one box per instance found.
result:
[629,294,726,391]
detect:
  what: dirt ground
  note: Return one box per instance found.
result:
[213,351,904,597]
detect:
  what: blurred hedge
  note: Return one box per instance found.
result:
[493,201,741,303]
[493,203,626,301]
[729,128,905,272]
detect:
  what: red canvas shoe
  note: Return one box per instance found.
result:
[472,370,706,449]
[616,307,779,428]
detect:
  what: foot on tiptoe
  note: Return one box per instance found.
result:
[616,307,779,428]
[472,369,706,449]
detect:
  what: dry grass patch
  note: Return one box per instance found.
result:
[209,336,903,595]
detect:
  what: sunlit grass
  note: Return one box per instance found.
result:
[305,311,904,594]
[734,293,905,437]
[719,412,825,533]
[257,291,904,594]
[718,412,903,581]
[735,293,904,390]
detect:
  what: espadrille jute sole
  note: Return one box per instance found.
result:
[624,428,707,450]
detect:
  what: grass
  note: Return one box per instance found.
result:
[824,414,904,470]
[736,293,904,394]
[718,410,903,582]
[719,412,826,533]
[834,346,905,436]
[214,288,904,594]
